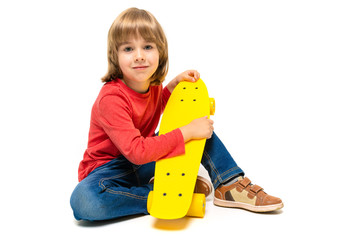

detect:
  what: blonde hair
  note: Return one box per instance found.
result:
[101,8,169,85]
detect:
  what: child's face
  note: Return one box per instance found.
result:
[117,35,159,92]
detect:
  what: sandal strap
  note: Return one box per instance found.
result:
[239,177,251,188]
[248,184,264,199]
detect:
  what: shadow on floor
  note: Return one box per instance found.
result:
[74,214,144,228]
[151,217,193,231]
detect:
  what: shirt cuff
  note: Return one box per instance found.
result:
[173,128,186,155]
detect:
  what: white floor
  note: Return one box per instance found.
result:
[1,1,360,239]
[4,164,358,240]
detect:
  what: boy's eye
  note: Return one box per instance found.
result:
[124,47,133,52]
[144,45,153,50]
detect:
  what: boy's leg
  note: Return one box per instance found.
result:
[70,157,155,221]
[201,132,244,190]
[202,132,283,212]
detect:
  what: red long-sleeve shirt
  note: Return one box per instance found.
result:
[78,79,185,182]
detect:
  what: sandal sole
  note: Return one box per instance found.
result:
[214,197,283,212]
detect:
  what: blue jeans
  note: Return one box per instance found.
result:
[70,132,243,221]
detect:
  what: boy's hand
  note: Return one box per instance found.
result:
[175,70,200,83]
[166,70,200,93]
[180,116,214,142]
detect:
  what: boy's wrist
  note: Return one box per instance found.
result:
[179,125,192,143]
[167,78,180,93]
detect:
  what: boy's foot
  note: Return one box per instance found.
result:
[149,175,213,197]
[193,175,213,197]
[214,176,283,212]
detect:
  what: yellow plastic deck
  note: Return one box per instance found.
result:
[148,79,212,219]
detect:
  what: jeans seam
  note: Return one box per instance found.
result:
[219,166,240,179]
[99,169,134,191]
[98,167,148,201]
[204,150,222,186]
[105,189,147,200]
[204,150,242,187]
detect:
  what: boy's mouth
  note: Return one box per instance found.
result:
[133,66,148,70]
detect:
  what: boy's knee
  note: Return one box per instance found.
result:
[70,182,100,221]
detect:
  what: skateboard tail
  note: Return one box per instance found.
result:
[148,191,206,219]
[148,139,206,219]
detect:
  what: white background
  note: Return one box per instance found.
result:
[1,0,359,239]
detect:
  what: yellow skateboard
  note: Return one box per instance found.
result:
[147,79,215,219]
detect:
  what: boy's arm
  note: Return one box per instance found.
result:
[180,117,214,142]
[98,95,185,165]
[165,70,200,93]
[161,86,172,113]
[163,70,214,142]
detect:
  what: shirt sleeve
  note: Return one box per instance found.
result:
[97,94,185,165]
[161,86,172,113]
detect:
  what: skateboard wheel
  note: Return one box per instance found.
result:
[147,191,154,213]
[209,98,215,115]
[186,193,206,218]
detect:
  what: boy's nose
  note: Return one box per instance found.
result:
[135,50,145,62]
